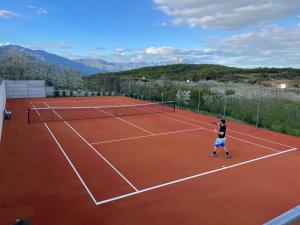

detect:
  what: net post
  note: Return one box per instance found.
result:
[173,101,175,112]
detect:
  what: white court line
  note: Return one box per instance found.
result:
[114,99,295,149]
[31,100,299,206]
[44,123,98,205]
[43,102,139,192]
[94,108,153,135]
[114,116,153,135]
[158,113,281,153]
[166,112,296,149]
[31,103,98,205]
[91,127,204,145]
[95,147,298,205]
[202,127,281,153]
[157,114,281,153]
[115,100,282,153]
[34,100,153,135]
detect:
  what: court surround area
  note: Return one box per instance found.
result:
[0,96,299,225]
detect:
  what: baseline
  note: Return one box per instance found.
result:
[95,147,298,205]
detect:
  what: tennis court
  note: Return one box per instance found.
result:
[1,96,300,225]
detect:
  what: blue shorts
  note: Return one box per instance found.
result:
[215,137,226,148]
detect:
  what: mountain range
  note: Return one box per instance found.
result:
[0,45,192,75]
[0,45,102,75]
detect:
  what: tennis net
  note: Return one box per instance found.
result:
[28,101,175,123]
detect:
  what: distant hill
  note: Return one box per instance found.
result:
[75,57,193,72]
[75,58,148,72]
[91,64,300,86]
[0,45,103,75]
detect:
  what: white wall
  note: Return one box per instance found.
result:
[5,80,46,98]
[0,81,6,140]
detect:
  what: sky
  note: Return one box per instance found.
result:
[1,0,300,67]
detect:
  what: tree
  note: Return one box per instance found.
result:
[176,90,191,107]
[0,50,82,89]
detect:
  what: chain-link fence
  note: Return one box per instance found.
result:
[81,76,300,136]
[4,73,299,136]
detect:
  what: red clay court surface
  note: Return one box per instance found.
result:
[0,96,299,225]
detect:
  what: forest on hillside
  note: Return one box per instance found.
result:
[94,64,300,86]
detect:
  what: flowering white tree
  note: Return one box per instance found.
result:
[176,90,191,106]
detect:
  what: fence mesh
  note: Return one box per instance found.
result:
[79,76,300,136]
[7,74,297,136]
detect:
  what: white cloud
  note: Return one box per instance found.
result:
[26,5,48,14]
[113,48,136,56]
[26,41,73,50]
[155,22,168,26]
[87,46,105,52]
[104,25,300,67]
[145,47,178,55]
[209,25,300,67]
[0,10,25,18]
[144,46,217,56]
[0,42,10,46]
[154,0,300,29]
[26,5,36,9]
[37,8,48,14]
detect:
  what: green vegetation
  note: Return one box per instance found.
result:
[91,64,300,85]
[82,76,300,136]
[1,54,299,136]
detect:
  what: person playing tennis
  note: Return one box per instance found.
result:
[211,119,231,158]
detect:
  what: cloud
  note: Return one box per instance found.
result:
[144,46,217,56]
[26,5,36,9]
[26,5,48,14]
[154,0,300,29]
[208,24,300,67]
[113,48,136,56]
[0,10,25,18]
[155,22,168,26]
[145,47,178,55]
[87,46,105,52]
[26,41,73,50]
[57,51,87,59]
[104,24,300,67]
[0,42,10,46]
[37,8,48,14]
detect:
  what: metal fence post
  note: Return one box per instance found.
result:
[177,81,180,109]
[103,77,106,94]
[114,78,116,94]
[256,87,262,128]
[223,83,227,118]
[197,87,201,112]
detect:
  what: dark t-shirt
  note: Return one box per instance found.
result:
[218,124,226,138]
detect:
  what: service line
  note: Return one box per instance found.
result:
[91,127,204,145]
